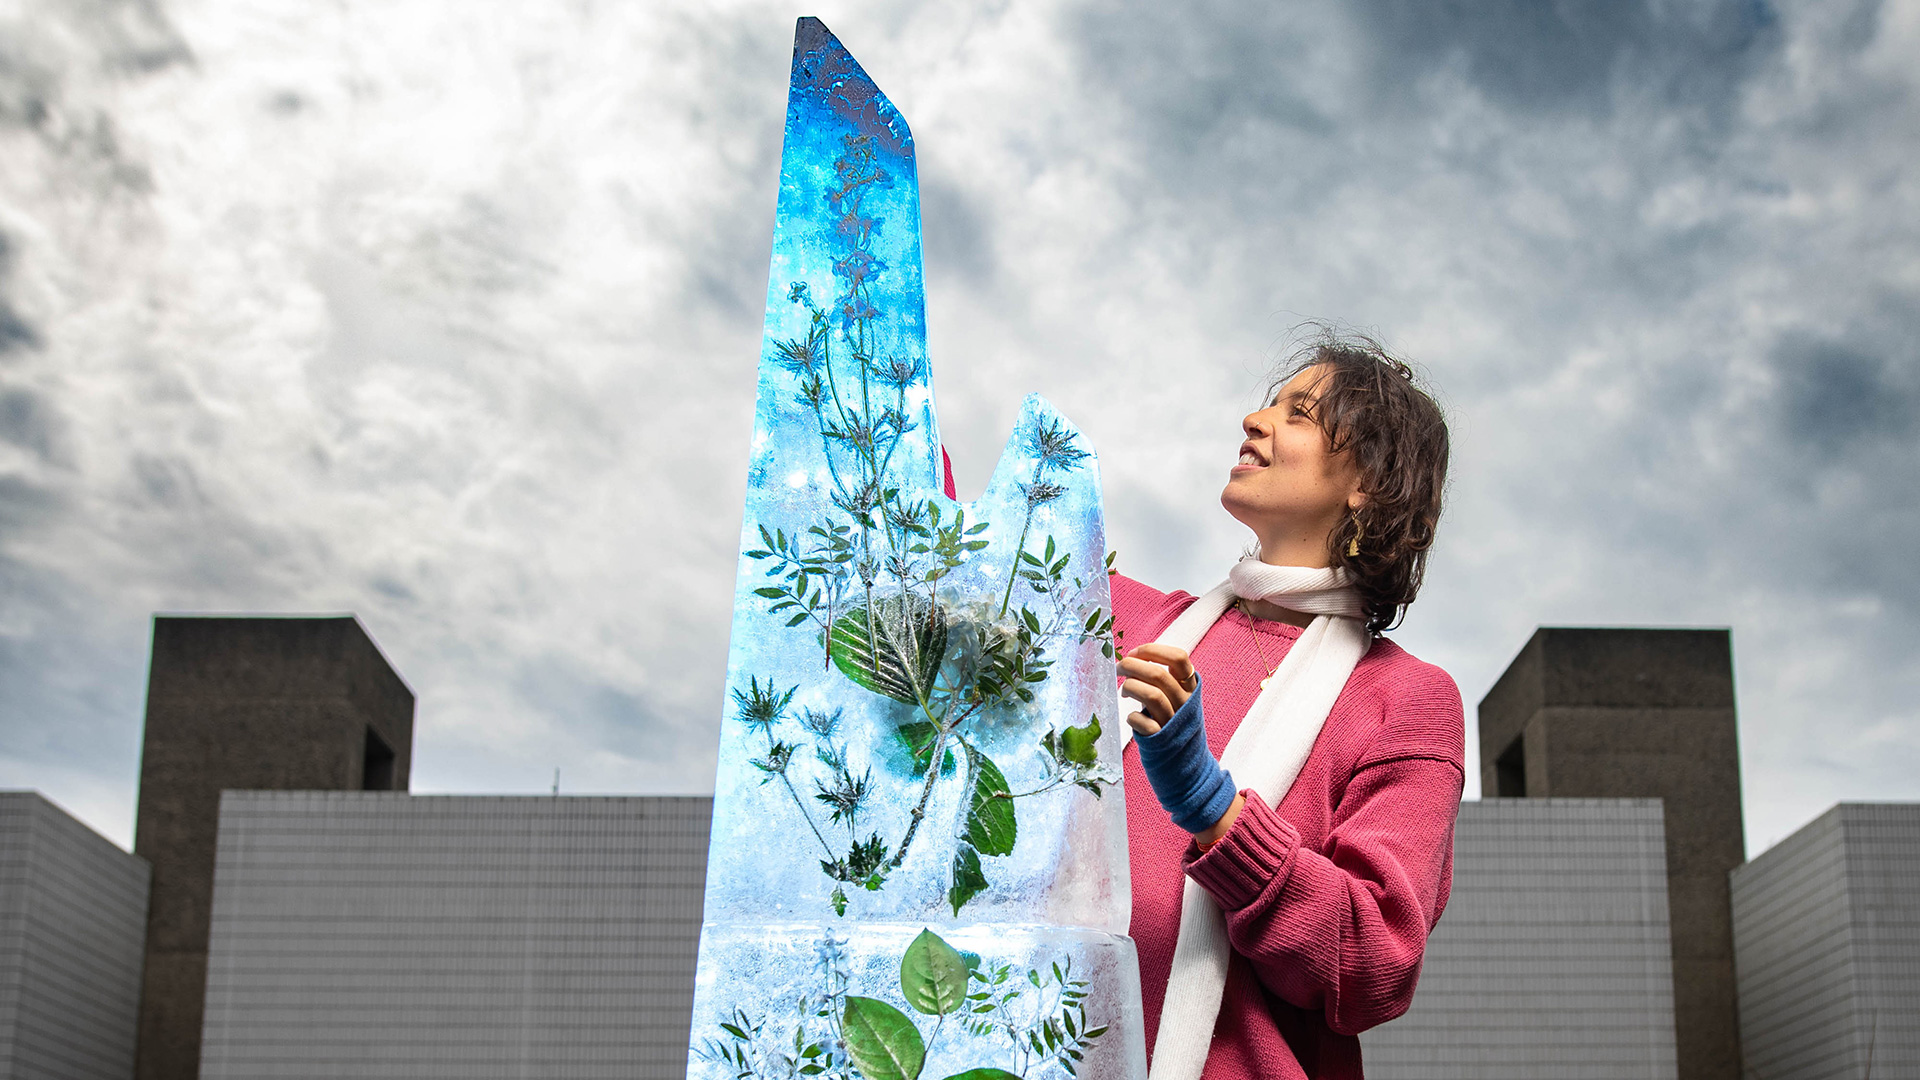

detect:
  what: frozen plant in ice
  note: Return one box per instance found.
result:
[697,929,1109,1080]
[737,233,1120,916]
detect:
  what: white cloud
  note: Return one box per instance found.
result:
[1,0,1914,856]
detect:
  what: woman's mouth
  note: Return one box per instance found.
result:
[1232,444,1268,473]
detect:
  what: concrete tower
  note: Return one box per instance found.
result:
[132,616,414,1080]
[1479,627,1744,1080]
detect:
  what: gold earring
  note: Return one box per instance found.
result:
[1346,516,1363,557]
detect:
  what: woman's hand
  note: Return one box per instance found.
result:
[1124,654,1241,837]
[1119,643,1197,735]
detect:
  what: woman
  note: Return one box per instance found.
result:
[1113,332,1462,1080]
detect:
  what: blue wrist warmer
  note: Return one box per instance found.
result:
[1133,677,1238,834]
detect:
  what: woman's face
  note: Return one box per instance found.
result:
[1220,365,1365,565]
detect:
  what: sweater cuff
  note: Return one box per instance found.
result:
[1184,790,1301,911]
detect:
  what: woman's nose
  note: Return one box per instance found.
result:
[1243,412,1270,437]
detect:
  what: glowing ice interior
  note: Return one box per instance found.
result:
[687,19,1145,1080]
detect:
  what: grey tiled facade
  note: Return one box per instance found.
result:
[1731,802,1920,1080]
[0,791,151,1080]
[199,793,711,1080]
[1361,798,1679,1080]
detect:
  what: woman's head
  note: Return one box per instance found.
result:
[1220,328,1449,633]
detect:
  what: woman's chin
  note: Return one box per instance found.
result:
[1219,486,1259,529]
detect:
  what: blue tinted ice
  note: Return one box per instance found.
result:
[688,20,1144,1080]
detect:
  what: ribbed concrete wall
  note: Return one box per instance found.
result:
[1362,798,1679,1080]
[1731,803,1920,1080]
[200,793,710,1080]
[0,791,152,1080]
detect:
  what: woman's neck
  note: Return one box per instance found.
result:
[1238,596,1316,628]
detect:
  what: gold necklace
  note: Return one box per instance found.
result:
[1239,600,1280,689]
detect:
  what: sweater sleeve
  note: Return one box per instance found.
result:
[1107,572,1192,652]
[1181,666,1466,1036]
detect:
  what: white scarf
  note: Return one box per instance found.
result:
[1125,560,1370,1080]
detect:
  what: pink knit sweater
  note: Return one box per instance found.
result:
[1110,573,1465,1080]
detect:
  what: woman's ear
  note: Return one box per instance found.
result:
[1348,491,1370,512]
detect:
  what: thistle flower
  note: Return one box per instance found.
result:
[832,480,882,519]
[1020,481,1068,508]
[773,336,821,377]
[883,497,926,534]
[750,740,796,779]
[872,355,922,390]
[799,707,843,738]
[733,677,795,733]
[797,373,828,411]
[814,766,872,827]
[1027,417,1089,475]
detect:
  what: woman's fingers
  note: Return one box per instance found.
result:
[1126,710,1162,736]
[1127,644,1196,691]
[1118,654,1192,710]
[1120,676,1174,722]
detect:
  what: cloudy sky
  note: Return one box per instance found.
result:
[2,0,1915,855]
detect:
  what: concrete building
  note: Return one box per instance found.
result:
[0,792,151,1080]
[198,792,710,1080]
[1361,799,1680,1080]
[134,616,414,1080]
[1730,803,1920,1080]
[0,609,1888,1080]
[1478,628,1744,1080]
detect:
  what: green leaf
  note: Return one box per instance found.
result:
[948,843,988,915]
[1060,714,1101,767]
[939,1071,1021,1080]
[896,722,955,778]
[831,885,848,917]
[754,587,788,599]
[842,997,925,1080]
[966,521,991,535]
[964,747,1017,856]
[900,929,969,1016]
[828,598,948,706]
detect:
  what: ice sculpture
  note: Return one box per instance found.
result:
[687,19,1146,1080]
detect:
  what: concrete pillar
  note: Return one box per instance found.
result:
[132,616,414,1080]
[1479,628,1744,1080]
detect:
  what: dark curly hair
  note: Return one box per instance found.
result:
[1266,328,1450,634]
